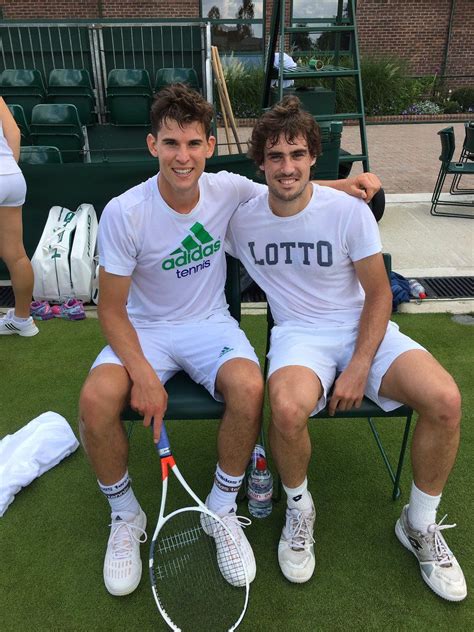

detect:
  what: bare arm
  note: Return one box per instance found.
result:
[0,97,21,162]
[97,267,168,442]
[328,252,392,415]
[314,172,381,202]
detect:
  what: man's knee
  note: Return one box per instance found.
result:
[219,360,264,415]
[422,382,462,432]
[270,388,311,438]
[79,365,130,427]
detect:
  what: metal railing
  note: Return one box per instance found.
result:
[0,21,212,122]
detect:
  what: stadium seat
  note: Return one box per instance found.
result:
[30,104,85,163]
[0,69,46,122]
[155,67,200,93]
[46,69,95,126]
[7,104,31,144]
[122,255,240,431]
[106,69,152,125]
[19,145,63,165]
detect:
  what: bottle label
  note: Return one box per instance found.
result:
[247,488,272,502]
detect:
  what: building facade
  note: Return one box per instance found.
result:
[1,0,472,88]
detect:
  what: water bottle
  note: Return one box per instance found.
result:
[408,279,427,299]
[247,457,273,519]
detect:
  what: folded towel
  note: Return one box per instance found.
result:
[0,411,79,517]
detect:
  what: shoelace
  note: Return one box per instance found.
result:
[287,510,315,552]
[426,514,456,567]
[220,514,252,544]
[108,519,147,560]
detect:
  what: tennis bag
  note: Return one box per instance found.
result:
[32,204,98,303]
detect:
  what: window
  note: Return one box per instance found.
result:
[201,1,264,57]
[292,0,348,20]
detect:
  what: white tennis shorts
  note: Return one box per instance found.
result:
[267,320,427,414]
[91,311,259,400]
[0,172,27,206]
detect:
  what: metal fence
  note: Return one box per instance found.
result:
[0,21,212,122]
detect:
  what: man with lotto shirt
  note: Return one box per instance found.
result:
[78,84,382,597]
[226,97,466,601]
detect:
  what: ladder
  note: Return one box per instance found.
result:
[263,0,369,172]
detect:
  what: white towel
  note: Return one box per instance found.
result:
[0,411,80,517]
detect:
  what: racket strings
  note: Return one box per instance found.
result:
[152,510,247,631]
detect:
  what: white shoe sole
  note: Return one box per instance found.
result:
[395,519,467,602]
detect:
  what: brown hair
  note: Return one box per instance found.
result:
[150,83,214,137]
[248,96,322,166]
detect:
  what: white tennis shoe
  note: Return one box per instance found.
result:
[103,509,147,596]
[395,504,467,601]
[202,501,256,587]
[0,309,39,337]
[278,497,316,583]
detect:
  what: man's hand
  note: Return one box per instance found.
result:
[343,172,381,202]
[328,362,370,416]
[129,362,168,443]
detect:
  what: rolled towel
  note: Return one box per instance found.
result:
[0,411,79,517]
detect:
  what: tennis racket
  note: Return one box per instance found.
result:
[149,421,250,631]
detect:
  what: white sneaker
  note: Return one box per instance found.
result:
[103,509,147,596]
[0,309,39,337]
[395,505,467,602]
[201,501,256,587]
[278,498,316,584]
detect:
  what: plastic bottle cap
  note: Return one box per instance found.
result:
[419,292,427,299]
[256,457,267,471]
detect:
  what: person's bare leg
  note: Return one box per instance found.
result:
[79,363,132,484]
[215,358,264,476]
[0,206,34,318]
[268,366,321,488]
[379,350,461,496]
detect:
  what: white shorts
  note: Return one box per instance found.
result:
[0,172,27,207]
[267,320,427,414]
[91,312,259,401]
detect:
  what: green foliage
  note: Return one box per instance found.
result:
[450,87,474,112]
[216,55,264,118]
[443,100,462,114]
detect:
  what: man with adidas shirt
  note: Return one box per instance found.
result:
[225,97,467,601]
[78,83,383,597]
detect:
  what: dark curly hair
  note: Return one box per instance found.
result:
[248,96,322,167]
[150,83,214,138]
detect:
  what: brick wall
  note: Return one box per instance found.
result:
[1,0,472,88]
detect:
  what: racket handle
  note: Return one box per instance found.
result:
[154,419,171,453]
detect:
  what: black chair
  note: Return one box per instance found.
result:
[430,126,474,219]
[19,145,63,165]
[155,68,200,93]
[122,255,241,431]
[450,121,474,196]
[30,103,85,163]
[106,69,152,126]
[7,104,31,144]
[267,254,413,501]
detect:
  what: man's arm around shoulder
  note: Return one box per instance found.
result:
[328,253,392,415]
[98,267,167,442]
[314,172,381,202]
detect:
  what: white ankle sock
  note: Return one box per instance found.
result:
[407,481,441,533]
[12,313,30,323]
[283,478,313,511]
[207,464,243,514]
[98,470,141,518]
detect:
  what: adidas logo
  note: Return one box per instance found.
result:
[162,222,221,270]
[219,346,234,358]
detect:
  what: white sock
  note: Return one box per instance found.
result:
[98,470,141,520]
[12,313,30,323]
[283,478,313,511]
[407,481,441,533]
[207,464,244,514]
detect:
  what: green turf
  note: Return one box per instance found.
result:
[0,313,473,631]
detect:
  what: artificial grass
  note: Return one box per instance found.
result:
[0,313,473,631]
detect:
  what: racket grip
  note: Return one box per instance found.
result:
[154,419,171,453]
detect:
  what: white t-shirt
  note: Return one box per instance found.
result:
[226,184,382,327]
[0,121,21,176]
[98,171,264,324]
